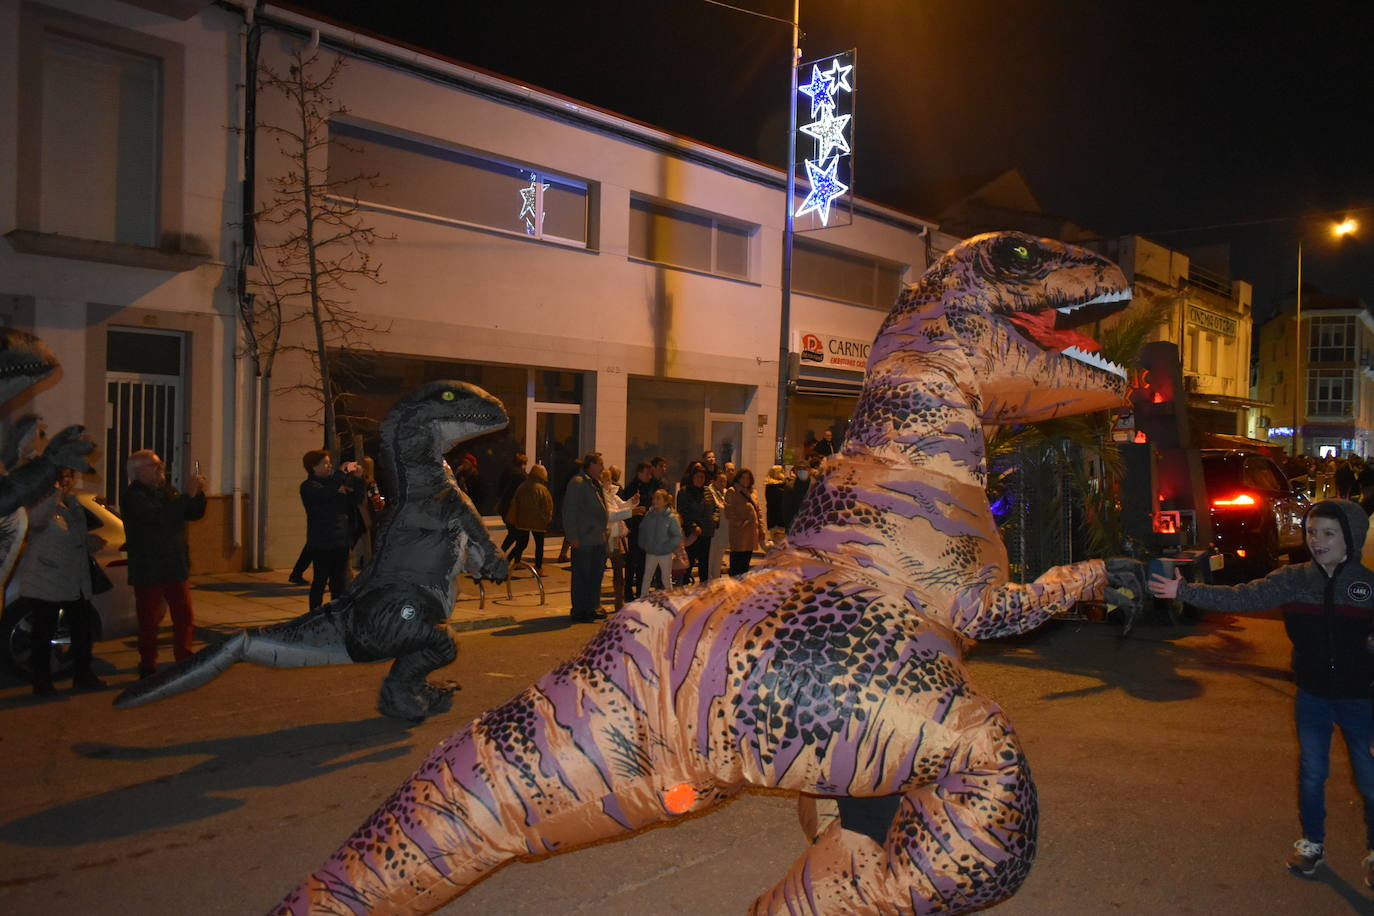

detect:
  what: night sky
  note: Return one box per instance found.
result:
[283,0,1374,318]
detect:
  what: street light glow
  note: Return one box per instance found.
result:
[1334,218,1358,236]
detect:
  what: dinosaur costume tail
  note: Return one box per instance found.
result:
[114,606,353,708]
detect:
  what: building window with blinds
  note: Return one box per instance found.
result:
[792,238,904,310]
[328,121,591,247]
[628,196,753,280]
[38,35,162,247]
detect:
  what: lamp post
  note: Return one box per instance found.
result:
[1291,218,1359,456]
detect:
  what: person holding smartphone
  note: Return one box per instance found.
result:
[299,450,365,610]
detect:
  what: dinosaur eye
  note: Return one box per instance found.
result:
[1012,245,1030,259]
[441,391,455,401]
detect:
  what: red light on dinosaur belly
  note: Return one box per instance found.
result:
[664,783,696,813]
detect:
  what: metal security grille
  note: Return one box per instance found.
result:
[104,372,182,504]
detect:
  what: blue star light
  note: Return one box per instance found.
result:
[794,156,849,225]
[797,64,837,119]
[799,109,852,163]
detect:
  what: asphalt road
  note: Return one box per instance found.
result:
[1,574,1372,915]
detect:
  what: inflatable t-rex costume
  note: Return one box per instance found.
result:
[272,232,1145,915]
[0,328,97,582]
[116,380,510,722]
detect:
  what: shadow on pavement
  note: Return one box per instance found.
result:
[970,615,1292,703]
[488,615,579,637]
[194,579,308,597]
[0,717,415,847]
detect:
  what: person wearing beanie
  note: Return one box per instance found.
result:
[1151,498,1374,885]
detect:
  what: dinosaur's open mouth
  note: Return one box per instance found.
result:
[1004,288,1131,377]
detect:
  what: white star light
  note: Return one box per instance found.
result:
[518,175,549,234]
[823,57,853,93]
[797,64,837,118]
[794,156,849,225]
[799,109,852,163]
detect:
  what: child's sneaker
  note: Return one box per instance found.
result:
[1286,838,1324,876]
[1362,850,1374,889]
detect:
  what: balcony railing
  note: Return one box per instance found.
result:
[1187,264,1233,298]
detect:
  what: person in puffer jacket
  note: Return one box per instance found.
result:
[1150,498,1374,885]
[636,488,683,597]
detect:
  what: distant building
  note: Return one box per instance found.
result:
[1254,288,1374,458]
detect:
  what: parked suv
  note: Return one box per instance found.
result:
[1201,450,1310,580]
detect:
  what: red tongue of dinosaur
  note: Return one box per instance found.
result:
[1005,310,1101,353]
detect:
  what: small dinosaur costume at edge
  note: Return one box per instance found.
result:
[272,232,1146,915]
[116,381,510,722]
[0,329,98,582]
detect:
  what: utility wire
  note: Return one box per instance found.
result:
[700,0,797,28]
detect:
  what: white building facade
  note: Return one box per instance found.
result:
[3,0,936,570]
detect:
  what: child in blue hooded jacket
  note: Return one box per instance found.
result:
[637,489,683,597]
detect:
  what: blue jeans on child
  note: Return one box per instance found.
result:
[1295,688,1374,848]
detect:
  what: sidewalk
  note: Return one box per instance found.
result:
[188,556,577,637]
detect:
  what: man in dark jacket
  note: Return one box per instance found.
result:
[563,452,607,622]
[1151,498,1374,884]
[121,449,207,678]
[300,449,366,610]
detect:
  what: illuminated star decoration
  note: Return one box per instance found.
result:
[518,174,549,235]
[797,64,838,119]
[822,56,853,93]
[794,156,849,225]
[799,109,852,163]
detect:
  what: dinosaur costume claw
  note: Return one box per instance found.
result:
[271,233,1133,915]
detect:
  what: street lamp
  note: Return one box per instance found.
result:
[1292,217,1359,456]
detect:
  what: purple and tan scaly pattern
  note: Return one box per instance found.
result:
[271,232,1133,915]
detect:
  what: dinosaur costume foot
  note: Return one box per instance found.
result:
[377,677,455,722]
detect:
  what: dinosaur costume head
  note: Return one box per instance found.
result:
[869,231,1131,428]
[0,329,59,407]
[379,380,508,493]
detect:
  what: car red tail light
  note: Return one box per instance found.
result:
[1212,493,1258,508]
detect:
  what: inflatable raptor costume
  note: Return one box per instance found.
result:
[116,380,510,722]
[0,329,97,582]
[272,232,1148,915]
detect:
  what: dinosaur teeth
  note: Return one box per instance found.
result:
[1061,345,1128,380]
[1056,288,1132,315]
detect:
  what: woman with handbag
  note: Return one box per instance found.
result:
[723,468,767,578]
[20,469,106,695]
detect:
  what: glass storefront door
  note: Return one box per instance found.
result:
[536,410,580,534]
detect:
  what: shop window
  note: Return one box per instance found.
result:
[792,238,903,310]
[626,378,753,482]
[787,394,853,466]
[628,196,753,280]
[329,121,590,247]
[534,370,583,404]
[331,351,528,516]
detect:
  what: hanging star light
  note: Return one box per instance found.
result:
[822,56,853,93]
[518,174,549,235]
[794,156,849,225]
[799,109,851,163]
[797,63,838,119]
